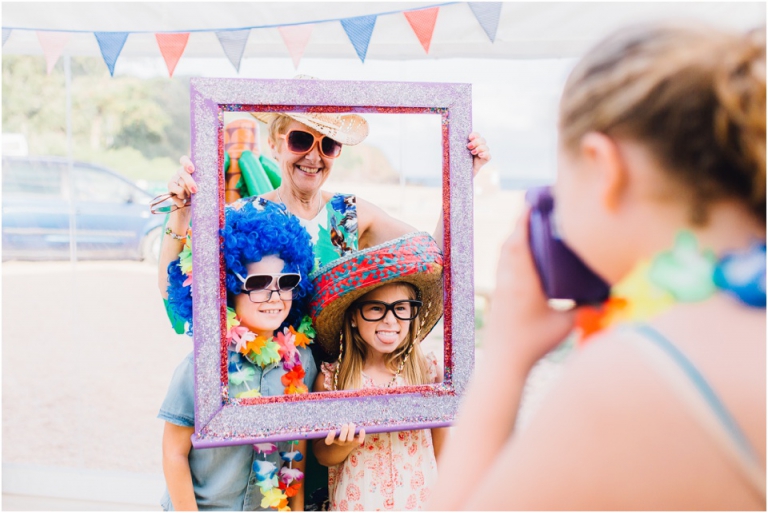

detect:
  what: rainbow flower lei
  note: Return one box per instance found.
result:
[226,308,315,395]
[252,441,306,511]
[225,312,314,510]
[575,231,766,344]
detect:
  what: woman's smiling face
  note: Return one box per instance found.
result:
[270,119,337,197]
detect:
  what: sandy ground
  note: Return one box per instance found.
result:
[2,183,567,507]
[2,260,190,474]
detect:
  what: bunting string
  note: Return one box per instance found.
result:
[3,2,502,76]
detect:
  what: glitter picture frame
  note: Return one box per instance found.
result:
[189,78,474,448]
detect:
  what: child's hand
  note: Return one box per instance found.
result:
[487,207,576,371]
[324,423,365,448]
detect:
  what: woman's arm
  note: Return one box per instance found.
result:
[428,209,574,509]
[162,422,198,511]
[358,133,490,251]
[356,197,419,250]
[311,372,366,466]
[157,157,197,298]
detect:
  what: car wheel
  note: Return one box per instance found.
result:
[141,226,163,265]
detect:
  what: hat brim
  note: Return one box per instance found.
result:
[309,232,444,359]
[250,111,369,146]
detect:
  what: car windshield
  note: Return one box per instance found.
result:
[72,166,141,204]
[2,160,64,198]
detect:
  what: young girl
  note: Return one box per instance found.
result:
[431,23,765,509]
[308,232,448,510]
[159,198,317,511]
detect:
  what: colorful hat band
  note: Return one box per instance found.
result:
[309,232,442,316]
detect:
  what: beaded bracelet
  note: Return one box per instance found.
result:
[165,227,187,241]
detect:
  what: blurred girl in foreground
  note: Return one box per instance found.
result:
[431,23,765,510]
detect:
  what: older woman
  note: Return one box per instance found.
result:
[157,110,490,297]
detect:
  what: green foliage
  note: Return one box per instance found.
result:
[2,55,190,183]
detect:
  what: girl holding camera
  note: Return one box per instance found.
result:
[432,23,765,510]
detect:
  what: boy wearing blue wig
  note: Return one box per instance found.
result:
[159,197,317,511]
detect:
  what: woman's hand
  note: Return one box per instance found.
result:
[168,156,198,210]
[467,132,491,177]
[324,423,365,449]
[487,207,576,372]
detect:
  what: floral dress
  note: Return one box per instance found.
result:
[320,352,441,511]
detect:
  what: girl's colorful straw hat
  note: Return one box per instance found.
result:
[308,232,444,358]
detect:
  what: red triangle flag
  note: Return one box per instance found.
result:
[403,7,439,54]
[155,33,190,77]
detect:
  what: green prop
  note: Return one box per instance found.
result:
[260,156,282,189]
[239,150,276,196]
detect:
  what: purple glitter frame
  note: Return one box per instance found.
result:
[189,78,474,448]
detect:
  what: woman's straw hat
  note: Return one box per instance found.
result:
[250,76,369,146]
[308,232,444,358]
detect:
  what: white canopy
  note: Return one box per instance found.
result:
[3,2,764,60]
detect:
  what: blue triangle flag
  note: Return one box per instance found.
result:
[94,32,129,76]
[341,15,377,63]
[216,30,250,73]
[469,2,502,43]
[2,28,11,46]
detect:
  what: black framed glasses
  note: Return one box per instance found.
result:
[233,271,301,303]
[355,300,423,322]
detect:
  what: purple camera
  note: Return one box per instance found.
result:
[526,186,610,305]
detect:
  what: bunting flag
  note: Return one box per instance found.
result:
[403,7,440,54]
[340,15,377,63]
[36,31,71,74]
[216,29,250,72]
[94,32,129,76]
[156,32,190,77]
[468,2,502,43]
[4,2,500,73]
[278,24,314,69]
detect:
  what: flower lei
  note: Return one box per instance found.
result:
[252,441,306,510]
[574,231,766,345]
[226,309,316,395]
[226,310,315,510]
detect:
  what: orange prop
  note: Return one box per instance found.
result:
[223,119,260,203]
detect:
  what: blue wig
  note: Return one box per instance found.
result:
[166,198,315,334]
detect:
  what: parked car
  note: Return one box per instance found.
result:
[2,156,166,263]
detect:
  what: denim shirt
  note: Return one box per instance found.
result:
[158,347,317,511]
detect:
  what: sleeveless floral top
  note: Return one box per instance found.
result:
[297,193,359,272]
[319,353,441,511]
